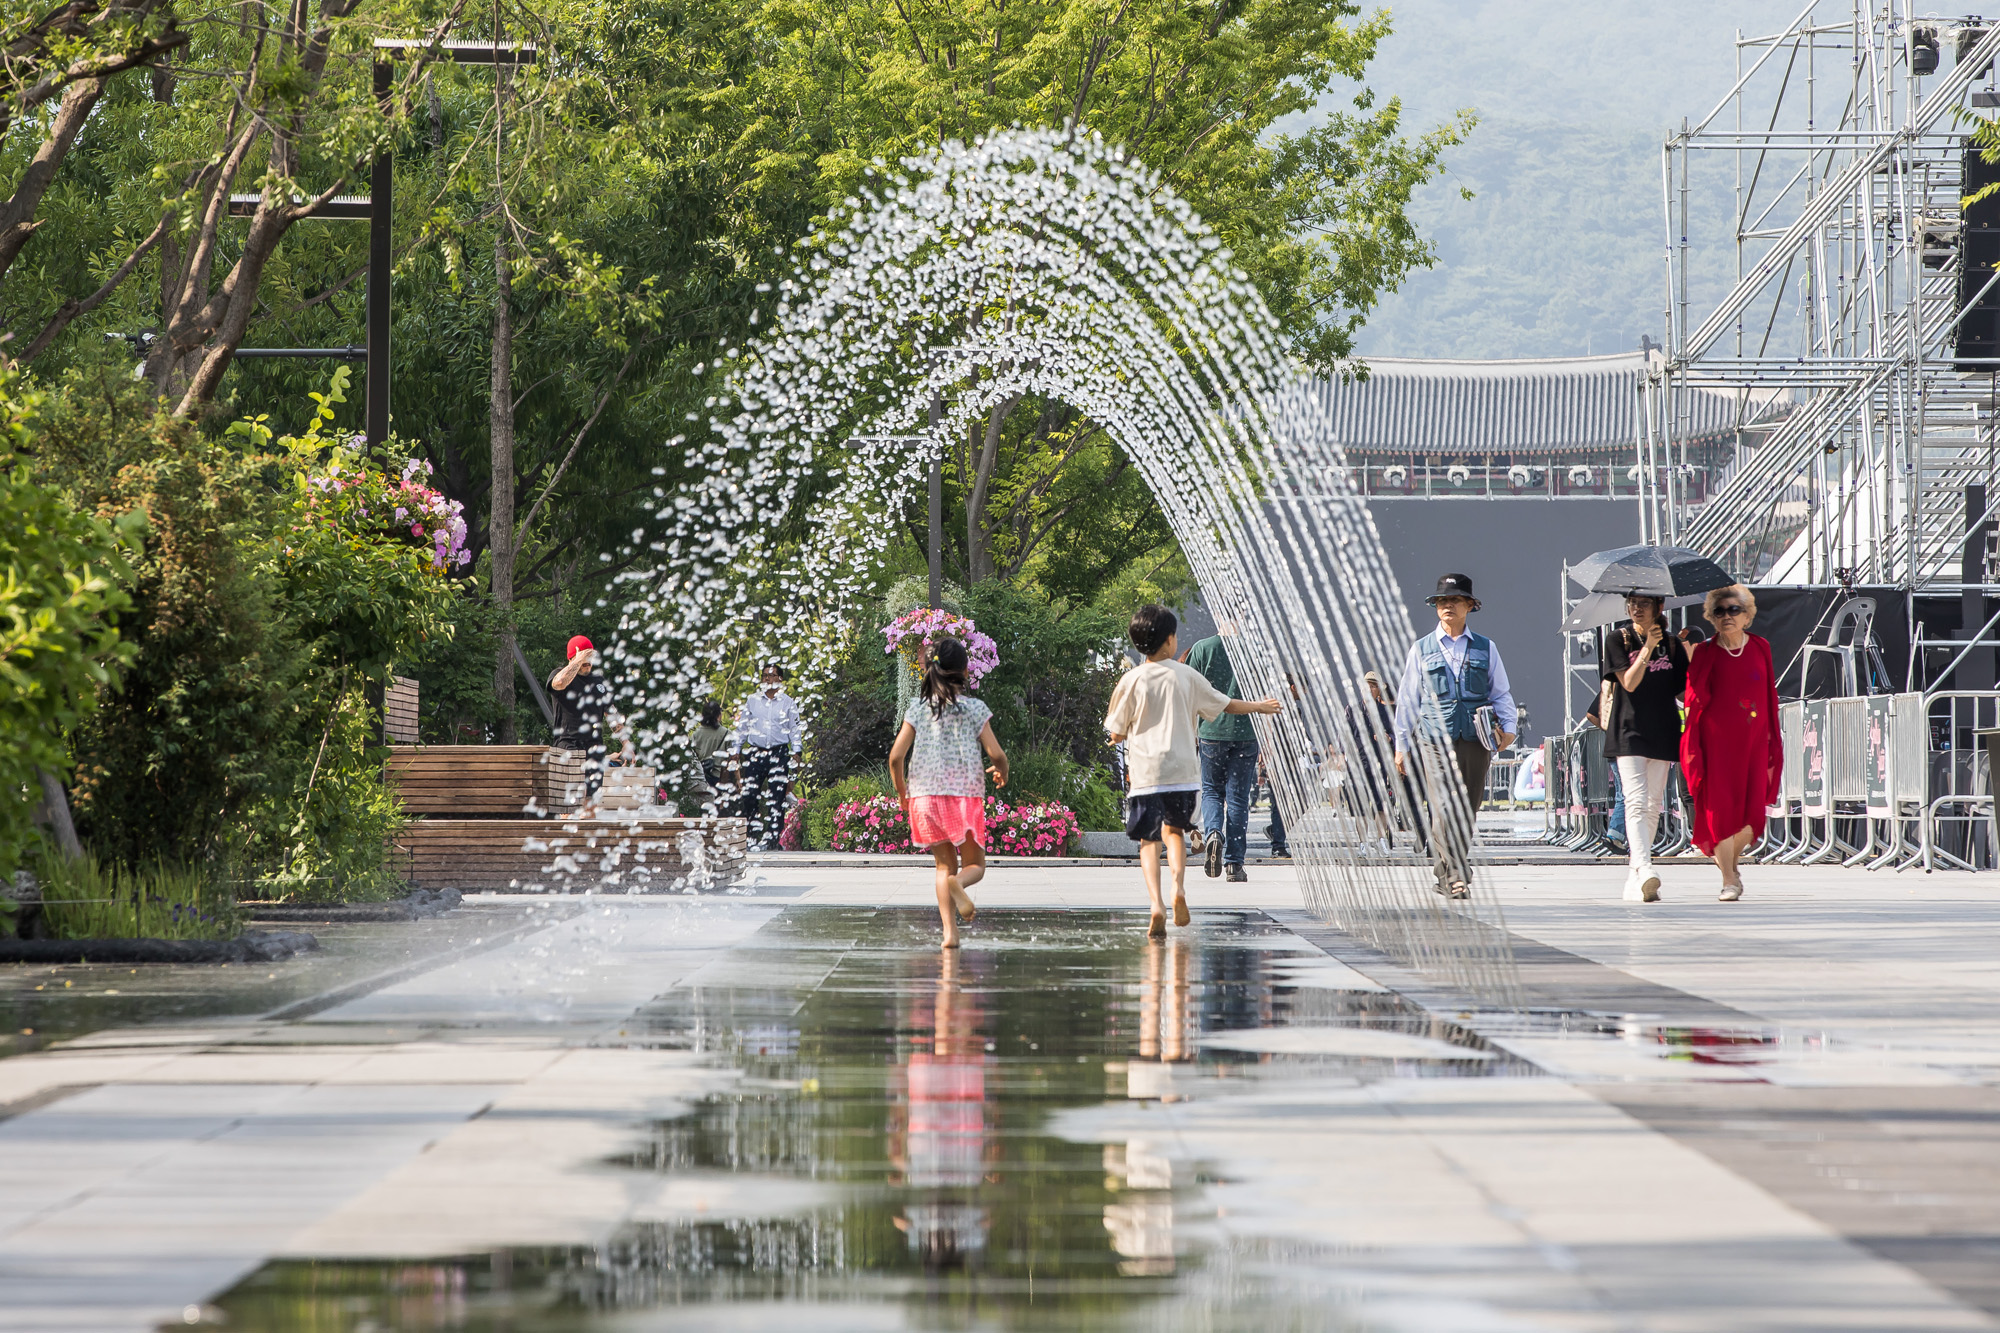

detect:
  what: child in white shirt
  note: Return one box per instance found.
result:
[1104,605,1281,936]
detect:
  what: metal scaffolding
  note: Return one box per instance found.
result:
[1652,3,2000,610]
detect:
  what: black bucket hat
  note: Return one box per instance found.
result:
[1427,573,1481,610]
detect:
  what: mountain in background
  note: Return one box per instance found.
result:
[1313,1,1787,360]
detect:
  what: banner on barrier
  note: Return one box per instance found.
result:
[1864,696,1892,817]
[1801,700,1828,818]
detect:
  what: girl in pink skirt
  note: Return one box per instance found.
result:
[889,637,1010,948]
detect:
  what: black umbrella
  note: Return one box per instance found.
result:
[1568,543,1734,598]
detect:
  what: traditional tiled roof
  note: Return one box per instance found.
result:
[1316,352,1748,456]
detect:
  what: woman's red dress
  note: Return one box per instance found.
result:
[1679,633,1784,854]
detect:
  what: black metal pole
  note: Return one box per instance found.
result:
[367,59,393,446]
[928,390,942,609]
[1964,484,1994,690]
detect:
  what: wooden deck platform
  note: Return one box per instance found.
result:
[386,745,745,890]
[388,744,587,816]
[394,815,747,892]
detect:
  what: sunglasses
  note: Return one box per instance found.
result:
[1712,604,1746,618]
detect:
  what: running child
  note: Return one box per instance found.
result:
[889,637,1010,949]
[1105,605,1282,936]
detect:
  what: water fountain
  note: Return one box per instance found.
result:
[609,128,1520,1003]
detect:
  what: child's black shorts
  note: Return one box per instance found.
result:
[1124,790,1200,843]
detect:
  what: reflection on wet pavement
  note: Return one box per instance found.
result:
[211,907,1524,1330]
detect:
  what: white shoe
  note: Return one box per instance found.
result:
[1622,872,1645,903]
[1718,881,1743,902]
[1640,874,1661,902]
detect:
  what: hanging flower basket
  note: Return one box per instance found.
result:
[881,608,999,687]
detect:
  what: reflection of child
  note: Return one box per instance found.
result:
[889,637,1010,949]
[1105,605,1281,936]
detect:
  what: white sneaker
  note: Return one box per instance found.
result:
[1622,872,1646,903]
[1718,881,1743,902]
[1639,873,1661,903]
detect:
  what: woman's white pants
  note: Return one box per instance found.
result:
[1616,756,1674,878]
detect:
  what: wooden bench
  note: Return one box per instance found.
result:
[387,745,587,816]
[393,815,747,892]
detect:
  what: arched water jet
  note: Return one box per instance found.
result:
[612,130,1521,1003]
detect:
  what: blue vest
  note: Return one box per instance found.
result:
[1418,631,1494,742]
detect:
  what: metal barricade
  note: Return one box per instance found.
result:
[1918,692,1998,871]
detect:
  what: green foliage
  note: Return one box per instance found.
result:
[399,592,568,744]
[803,771,892,851]
[961,582,1120,766]
[805,685,899,788]
[35,370,442,896]
[229,368,468,680]
[992,746,1118,830]
[0,373,136,877]
[36,851,242,942]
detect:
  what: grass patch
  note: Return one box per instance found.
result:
[36,853,243,941]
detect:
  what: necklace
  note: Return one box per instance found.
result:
[1720,636,1747,657]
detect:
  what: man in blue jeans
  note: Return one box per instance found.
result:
[1184,630,1260,882]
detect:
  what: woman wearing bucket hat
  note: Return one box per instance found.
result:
[1392,574,1517,897]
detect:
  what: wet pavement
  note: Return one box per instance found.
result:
[211,908,1527,1331]
[4,867,2000,1331]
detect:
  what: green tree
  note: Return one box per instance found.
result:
[0,374,135,876]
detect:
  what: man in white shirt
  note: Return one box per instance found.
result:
[736,664,802,850]
[1391,573,1517,898]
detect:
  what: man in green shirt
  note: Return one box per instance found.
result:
[1184,631,1259,881]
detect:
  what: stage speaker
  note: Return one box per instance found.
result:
[1955,139,2000,369]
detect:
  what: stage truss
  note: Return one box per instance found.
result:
[1652,1,2000,655]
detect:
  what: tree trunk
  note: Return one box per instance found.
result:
[965,395,1019,584]
[490,227,518,743]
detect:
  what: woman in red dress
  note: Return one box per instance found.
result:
[1680,584,1783,901]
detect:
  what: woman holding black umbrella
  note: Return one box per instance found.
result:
[1601,593,1690,902]
[1681,584,1783,901]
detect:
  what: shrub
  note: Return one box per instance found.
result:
[38,368,458,896]
[805,686,898,787]
[1074,774,1122,832]
[807,771,891,849]
[0,373,136,878]
[37,852,242,941]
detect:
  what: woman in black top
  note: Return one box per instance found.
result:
[1601,594,1690,903]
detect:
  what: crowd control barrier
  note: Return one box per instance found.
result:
[1540,726,1692,860]
[1546,691,2000,870]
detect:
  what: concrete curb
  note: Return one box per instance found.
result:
[0,929,320,965]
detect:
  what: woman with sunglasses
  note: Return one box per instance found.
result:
[1680,584,1783,900]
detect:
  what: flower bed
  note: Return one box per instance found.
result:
[829,794,1080,856]
[986,800,1081,857]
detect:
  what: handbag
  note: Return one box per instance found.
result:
[1593,626,1628,730]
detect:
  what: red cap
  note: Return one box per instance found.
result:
[566,635,594,660]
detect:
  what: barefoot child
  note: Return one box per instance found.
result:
[889,637,1010,948]
[1105,605,1282,936]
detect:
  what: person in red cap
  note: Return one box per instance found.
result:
[550,635,612,807]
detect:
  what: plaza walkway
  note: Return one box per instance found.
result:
[1,860,1997,1331]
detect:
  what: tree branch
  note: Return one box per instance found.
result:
[516,346,638,539]
[17,207,172,360]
